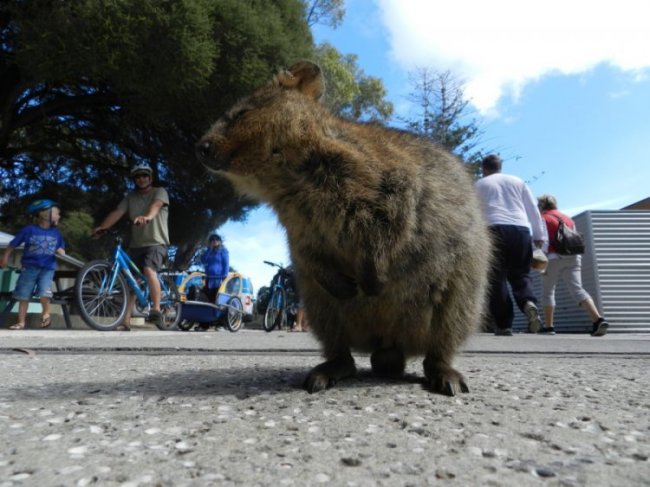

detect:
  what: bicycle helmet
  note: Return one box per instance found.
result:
[208,233,222,242]
[27,199,59,215]
[130,164,153,178]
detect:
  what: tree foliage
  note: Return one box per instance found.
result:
[0,0,313,267]
[404,68,484,174]
[0,0,394,268]
[56,210,97,262]
[305,0,345,28]
[314,43,393,122]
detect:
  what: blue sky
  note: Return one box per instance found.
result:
[220,0,650,292]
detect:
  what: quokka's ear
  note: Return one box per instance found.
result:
[277,61,325,101]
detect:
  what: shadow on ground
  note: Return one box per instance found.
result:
[1,362,432,403]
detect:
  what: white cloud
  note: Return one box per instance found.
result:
[219,206,290,293]
[608,89,630,100]
[377,0,650,113]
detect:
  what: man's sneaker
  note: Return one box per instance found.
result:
[538,326,556,335]
[494,328,513,336]
[591,318,609,337]
[523,301,543,333]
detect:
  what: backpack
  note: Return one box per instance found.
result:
[552,215,585,255]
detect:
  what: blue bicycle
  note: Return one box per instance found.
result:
[262,260,296,332]
[74,234,181,331]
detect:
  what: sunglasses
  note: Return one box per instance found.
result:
[134,173,150,179]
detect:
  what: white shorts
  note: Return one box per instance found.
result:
[541,254,591,307]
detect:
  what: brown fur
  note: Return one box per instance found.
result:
[197,61,491,395]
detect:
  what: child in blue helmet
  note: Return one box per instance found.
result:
[0,200,66,329]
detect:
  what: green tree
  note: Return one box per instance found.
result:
[56,210,96,262]
[0,0,395,267]
[314,43,393,122]
[0,0,313,266]
[305,0,345,28]
[404,68,484,174]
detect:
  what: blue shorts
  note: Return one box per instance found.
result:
[12,267,55,300]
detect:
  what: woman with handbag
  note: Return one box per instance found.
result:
[537,194,609,336]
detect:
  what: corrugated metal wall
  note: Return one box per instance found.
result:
[512,210,650,334]
[587,210,650,333]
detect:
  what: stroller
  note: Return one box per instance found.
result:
[176,272,245,332]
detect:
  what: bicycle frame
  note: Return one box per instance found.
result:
[270,282,285,310]
[267,265,287,311]
[112,242,150,308]
[102,238,174,310]
[263,260,295,331]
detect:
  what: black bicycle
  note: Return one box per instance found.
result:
[262,260,296,332]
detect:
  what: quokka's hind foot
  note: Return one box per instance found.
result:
[423,354,469,396]
[370,347,406,378]
[304,355,356,393]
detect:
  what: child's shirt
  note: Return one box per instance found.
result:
[9,224,65,270]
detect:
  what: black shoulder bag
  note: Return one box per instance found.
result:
[553,215,585,255]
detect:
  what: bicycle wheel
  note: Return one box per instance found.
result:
[74,260,128,331]
[177,320,195,331]
[263,288,286,332]
[224,296,244,332]
[158,274,182,331]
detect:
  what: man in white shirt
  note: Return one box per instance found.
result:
[475,155,547,335]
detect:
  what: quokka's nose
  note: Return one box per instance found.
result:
[196,140,211,160]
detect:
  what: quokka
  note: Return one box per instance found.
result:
[197,61,491,395]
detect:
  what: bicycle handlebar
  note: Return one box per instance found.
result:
[92,228,119,238]
[91,228,123,246]
[263,260,281,268]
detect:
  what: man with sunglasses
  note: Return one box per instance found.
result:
[92,164,170,330]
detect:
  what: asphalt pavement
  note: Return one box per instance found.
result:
[0,326,648,486]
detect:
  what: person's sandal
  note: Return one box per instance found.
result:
[40,315,51,328]
[9,323,25,330]
[116,324,131,332]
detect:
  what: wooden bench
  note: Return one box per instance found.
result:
[0,270,77,329]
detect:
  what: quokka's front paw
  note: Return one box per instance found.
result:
[423,355,470,396]
[426,369,470,396]
[303,358,356,393]
[304,370,335,393]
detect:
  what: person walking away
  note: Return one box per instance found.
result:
[537,194,609,336]
[200,234,229,304]
[0,200,65,329]
[475,155,547,335]
[92,164,170,330]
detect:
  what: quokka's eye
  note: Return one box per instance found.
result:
[229,111,245,123]
[226,108,249,127]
